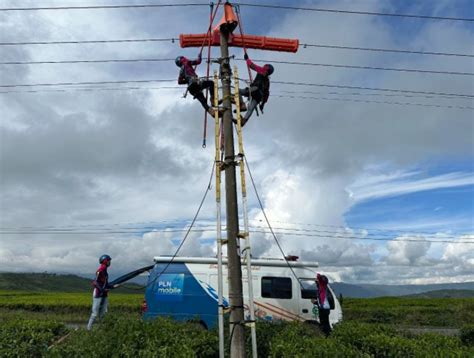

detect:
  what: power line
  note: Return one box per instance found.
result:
[0,79,175,88]
[249,219,471,238]
[3,85,470,104]
[299,43,474,58]
[1,223,468,241]
[1,58,174,65]
[0,38,178,46]
[278,90,472,101]
[2,37,471,59]
[1,78,472,101]
[236,3,474,22]
[3,57,472,77]
[0,3,207,11]
[241,59,474,77]
[272,80,474,99]
[3,226,472,244]
[0,86,182,95]
[273,94,474,111]
[2,2,471,22]
[250,230,474,244]
[1,84,470,110]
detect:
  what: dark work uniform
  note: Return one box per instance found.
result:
[178,56,215,111]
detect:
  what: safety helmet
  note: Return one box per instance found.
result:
[175,56,184,67]
[264,64,274,76]
[99,254,112,264]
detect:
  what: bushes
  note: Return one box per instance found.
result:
[460,324,474,346]
[2,317,474,357]
[0,319,67,358]
[48,314,219,358]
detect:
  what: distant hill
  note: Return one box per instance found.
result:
[404,289,474,299]
[331,282,474,298]
[1,272,473,298]
[0,273,144,293]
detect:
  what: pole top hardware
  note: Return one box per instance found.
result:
[179,2,299,53]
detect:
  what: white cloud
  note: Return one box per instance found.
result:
[348,171,474,202]
[0,0,473,285]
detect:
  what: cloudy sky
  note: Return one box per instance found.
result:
[1,0,473,285]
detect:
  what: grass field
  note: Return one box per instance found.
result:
[1,290,473,357]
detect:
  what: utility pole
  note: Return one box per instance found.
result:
[219,24,246,358]
[179,4,298,356]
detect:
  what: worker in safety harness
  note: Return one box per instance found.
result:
[87,254,118,330]
[176,55,217,117]
[237,53,274,127]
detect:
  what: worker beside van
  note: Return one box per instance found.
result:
[87,254,119,330]
[312,273,334,336]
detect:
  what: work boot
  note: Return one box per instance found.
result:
[207,108,216,117]
[232,115,247,127]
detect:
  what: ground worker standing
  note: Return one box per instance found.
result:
[87,254,118,330]
[237,53,274,126]
[313,273,334,336]
[175,55,217,117]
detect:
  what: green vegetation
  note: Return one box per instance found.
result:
[343,296,474,327]
[0,290,143,323]
[405,289,474,299]
[0,273,144,293]
[1,289,473,356]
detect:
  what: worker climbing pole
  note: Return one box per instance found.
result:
[180,3,299,357]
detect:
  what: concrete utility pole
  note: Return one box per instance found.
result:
[219,25,246,358]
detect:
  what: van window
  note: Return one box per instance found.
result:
[261,277,292,299]
[300,279,318,299]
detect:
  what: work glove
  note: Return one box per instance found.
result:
[244,53,249,60]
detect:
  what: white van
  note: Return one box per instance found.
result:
[143,256,343,329]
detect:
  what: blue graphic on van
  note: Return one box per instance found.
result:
[198,280,229,307]
[155,273,184,302]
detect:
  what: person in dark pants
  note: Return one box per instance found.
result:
[313,273,332,336]
[237,53,274,127]
[175,55,217,117]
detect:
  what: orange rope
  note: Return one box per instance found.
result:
[235,5,253,83]
[201,1,222,148]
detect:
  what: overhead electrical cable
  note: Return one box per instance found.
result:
[273,94,474,110]
[2,37,471,59]
[0,3,207,11]
[3,57,472,77]
[271,80,474,99]
[299,43,474,58]
[1,219,467,239]
[249,219,472,238]
[237,59,474,77]
[0,38,178,46]
[236,3,474,22]
[1,78,472,100]
[1,2,472,22]
[0,79,175,88]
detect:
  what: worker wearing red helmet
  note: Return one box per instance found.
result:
[237,53,274,127]
[175,54,217,117]
[87,254,118,330]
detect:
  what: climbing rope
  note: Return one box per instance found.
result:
[234,4,257,116]
[201,1,222,148]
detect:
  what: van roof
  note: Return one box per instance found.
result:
[153,256,319,268]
